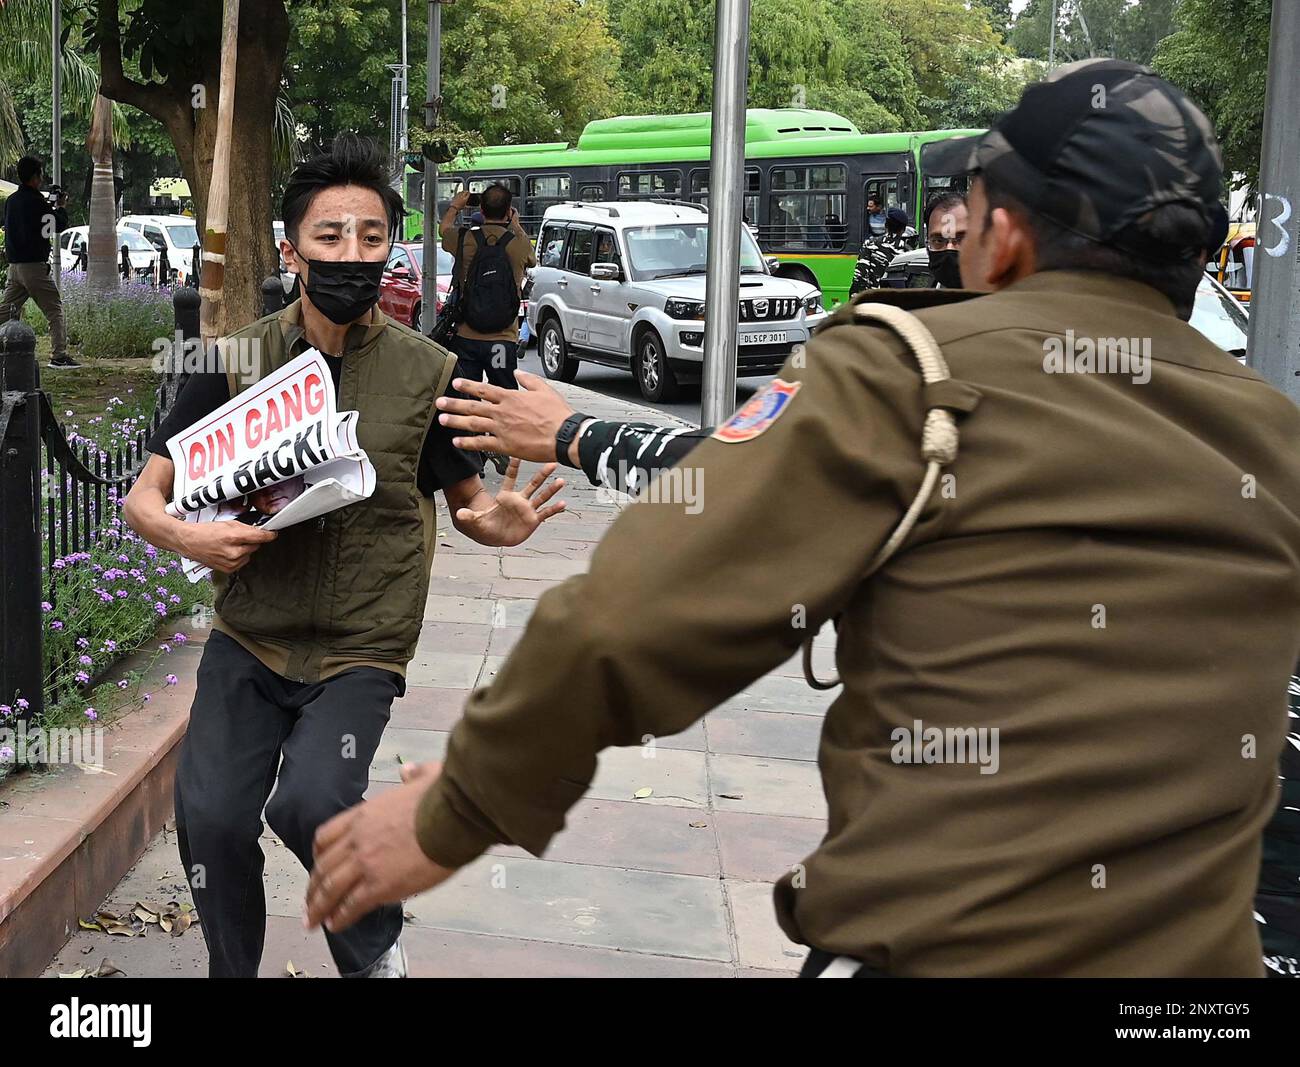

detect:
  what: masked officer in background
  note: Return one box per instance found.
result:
[306,61,1300,977]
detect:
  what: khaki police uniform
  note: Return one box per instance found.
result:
[412,269,1300,976]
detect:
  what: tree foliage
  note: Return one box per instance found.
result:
[1153,0,1271,190]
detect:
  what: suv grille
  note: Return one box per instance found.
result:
[739,297,798,321]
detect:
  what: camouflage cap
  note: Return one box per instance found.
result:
[928,59,1224,262]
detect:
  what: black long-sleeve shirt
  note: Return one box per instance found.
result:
[2,185,67,264]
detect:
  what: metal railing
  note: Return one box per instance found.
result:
[0,287,198,720]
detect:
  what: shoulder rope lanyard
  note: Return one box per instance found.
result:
[802,302,962,691]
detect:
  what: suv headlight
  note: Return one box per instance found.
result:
[665,297,706,320]
[802,293,824,315]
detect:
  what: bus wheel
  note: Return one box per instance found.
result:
[540,317,579,383]
[634,329,678,403]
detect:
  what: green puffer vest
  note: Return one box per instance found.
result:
[210,301,455,682]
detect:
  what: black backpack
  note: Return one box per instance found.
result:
[459,225,520,333]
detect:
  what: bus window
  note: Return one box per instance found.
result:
[468,175,522,197]
[617,170,681,199]
[578,183,607,201]
[526,174,572,218]
[863,176,903,238]
[689,168,760,223]
[767,164,846,250]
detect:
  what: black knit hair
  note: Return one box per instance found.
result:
[16,156,43,184]
[280,133,404,244]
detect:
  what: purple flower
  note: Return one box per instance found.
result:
[78,654,93,666]
[84,708,98,721]
[103,639,117,652]
[75,671,90,684]
[117,554,129,564]
[169,595,181,605]
[172,633,188,645]
[159,643,172,654]
[16,698,28,711]
[165,674,178,686]
[0,705,10,717]
[0,746,14,763]
[50,620,64,631]
[116,590,129,599]
[155,567,168,577]
[143,693,152,703]
[156,586,168,597]
[117,680,129,690]
[145,545,158,559]
[52,559,66,570]
[155,603,167,616]
[41,601,52,613]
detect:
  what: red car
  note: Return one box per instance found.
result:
[379,242,454,328]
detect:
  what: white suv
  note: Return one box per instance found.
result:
[119,214,201,285]
[528,201,825,402]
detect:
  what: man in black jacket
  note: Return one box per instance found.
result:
[1,156,77,369]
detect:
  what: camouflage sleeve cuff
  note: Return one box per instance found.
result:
[414,773,500,870]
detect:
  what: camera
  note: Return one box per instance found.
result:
[466,192,481,208]
[43,184,66,207]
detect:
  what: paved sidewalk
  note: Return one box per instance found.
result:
[44,382,836,978]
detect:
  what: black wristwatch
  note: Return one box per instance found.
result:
[554,412,591,467]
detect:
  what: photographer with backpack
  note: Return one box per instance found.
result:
[440,184,536,391]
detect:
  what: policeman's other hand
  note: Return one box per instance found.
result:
[306,761,455,933]
[436,371,574,463]
[181,521,276,574]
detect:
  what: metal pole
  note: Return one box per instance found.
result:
[1047,0,1058,70]
[700,0,751,428]
[51,0,62,289]
[1246,0,1300,402]
[400,0,409,154]
[420,0,440,334]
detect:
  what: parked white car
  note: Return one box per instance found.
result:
[527,200,826,402]
[59,225,159,280]
[119,213,201,284]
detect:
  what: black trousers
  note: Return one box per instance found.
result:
[174,630,405,977]
[451,334,520,390]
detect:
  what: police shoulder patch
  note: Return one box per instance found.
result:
[712,379,802,443]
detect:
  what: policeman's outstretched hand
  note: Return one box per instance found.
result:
[455,459,566,546]
[305,761,454,934]
[179,520,276,574]
[437,371,574,463]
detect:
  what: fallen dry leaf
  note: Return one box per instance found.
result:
[632,787,653,799]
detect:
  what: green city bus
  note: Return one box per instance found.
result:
[404,109,980,308]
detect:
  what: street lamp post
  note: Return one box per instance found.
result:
[420,0,442,335]
[1246,0,1300,402]
[51,0,62,288]
[700,0,752,428]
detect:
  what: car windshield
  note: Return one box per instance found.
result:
[1190,277,1249,356]
[117,230,154,251]
[166,223,199,247]
[624,222,764,280]
[408,246,455,276]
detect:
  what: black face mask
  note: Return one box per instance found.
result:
[928,249,963,289]
[293,249,386,325]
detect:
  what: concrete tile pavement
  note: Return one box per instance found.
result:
[42,381,833,978]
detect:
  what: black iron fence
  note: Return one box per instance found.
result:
[0,287,200,721]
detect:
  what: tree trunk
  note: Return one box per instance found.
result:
[97,0,288,329]
[85,94,118,292]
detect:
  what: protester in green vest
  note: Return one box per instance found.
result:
[123,135,566,978]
